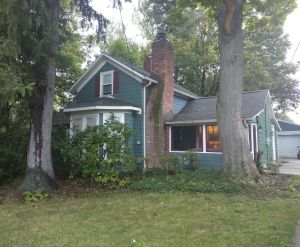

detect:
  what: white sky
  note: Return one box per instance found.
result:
[92,0,300,123]
[284,0,300,123]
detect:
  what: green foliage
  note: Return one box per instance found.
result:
[100,36,148,68]
[182,149,200,170]
[0,105,28,184]
[23,191,49,203]
[131,169,259,193]
[159,154,180,175]
[62,114,137,187]
[137,0,299,112]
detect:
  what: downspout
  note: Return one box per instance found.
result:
[143,80,152,171]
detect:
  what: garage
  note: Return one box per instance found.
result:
[278,120,300,158]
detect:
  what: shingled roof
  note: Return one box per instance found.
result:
[278,120,300,131]
[168,90,270,124]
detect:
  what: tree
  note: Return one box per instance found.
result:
[215,0,260,179]
[137,0,299,110]
[100,36,148,68]
[0,0,110,192]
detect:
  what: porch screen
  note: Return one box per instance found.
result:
[171,126,196,151]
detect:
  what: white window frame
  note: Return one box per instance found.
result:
[169,124,222,154]
[84,114,99,129]
[100,70,114,97]
[103,112,125,124]
[70,114,99,137]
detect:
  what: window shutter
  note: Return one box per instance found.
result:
[113,70,120,94]
[94,74,100,97]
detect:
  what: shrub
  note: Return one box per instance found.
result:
[0,120,27,184]
[159,154,180,175]
[61,114,138,187]
[182,149,200,170]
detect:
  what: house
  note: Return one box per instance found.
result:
[63,32,280,169]
[277,120,300,158]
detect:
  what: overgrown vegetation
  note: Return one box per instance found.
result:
[130,169,264,194]
[60,114,138,188]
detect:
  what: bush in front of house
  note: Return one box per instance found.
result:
[61,114,138,187]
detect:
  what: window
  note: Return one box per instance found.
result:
[72,117,82,132]
[86,115,97,128]
[71,115,99,136]
[101,71,113,96]
[206,125,221,152]
[103,112,124,124]
[171,126,197,151]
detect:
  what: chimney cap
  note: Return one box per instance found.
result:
[154,32,166,41]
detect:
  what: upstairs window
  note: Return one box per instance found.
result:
[101,71,113,96]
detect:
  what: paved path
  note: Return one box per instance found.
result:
[279,158,300,176]
[279,159,300,246]
[292,219,300,247]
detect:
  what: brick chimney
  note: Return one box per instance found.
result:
[145,32,174,168]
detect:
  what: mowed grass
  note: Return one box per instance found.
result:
[0,191,300,247]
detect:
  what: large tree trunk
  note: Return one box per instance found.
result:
[216,0,260,179]
[22,0,59,193]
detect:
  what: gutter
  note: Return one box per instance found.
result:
[143,80,152,171]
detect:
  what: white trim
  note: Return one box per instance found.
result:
[64,106,142,114]
[169,124,222,154]
[168,125,171,152]
[143,81,152,170]
[166,119,217,125]
[250,123,254,156]
[203,125,206,152]
[174,88,198,99]
[70,54,158,92]
[170,150,222,154]
[272,125,276,160]
[100,70,114,97]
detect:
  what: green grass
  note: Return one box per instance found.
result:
[1,191,300,247]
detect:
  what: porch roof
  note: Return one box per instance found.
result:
[167,90,269,124]
[64,97,142,113]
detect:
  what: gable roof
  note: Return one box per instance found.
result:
[70,53,159,93]
[64,97,142,113]
[167,90,276,125]
[278,120,300,131]
[70,53,199,99]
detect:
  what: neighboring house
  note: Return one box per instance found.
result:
[277,120,300,158]
[61,32,280,169]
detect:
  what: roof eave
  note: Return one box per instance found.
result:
[70,54,158,93]
[63,105,142,114]
[173,88,198,99]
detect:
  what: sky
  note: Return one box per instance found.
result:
[92,0,300,123]
[283,0,300,123]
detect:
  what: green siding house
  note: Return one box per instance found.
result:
[62,32,280,170]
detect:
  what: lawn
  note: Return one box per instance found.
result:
[1,188,300,247]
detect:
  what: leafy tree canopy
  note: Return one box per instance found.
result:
[137,0,299,112]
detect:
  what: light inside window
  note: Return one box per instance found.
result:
[206,125,221,152]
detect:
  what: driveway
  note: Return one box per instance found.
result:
[280,158,300,175]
